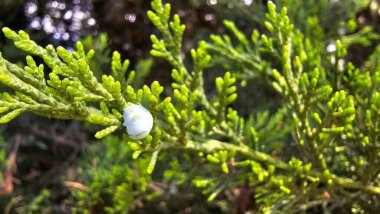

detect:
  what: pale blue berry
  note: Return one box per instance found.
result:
[123,104,153,140]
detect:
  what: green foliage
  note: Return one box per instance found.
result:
[247,109,291,152]
[80,33,111,79]
[1,0,380,213]
[68,136,152,213]
[0,26,168,143]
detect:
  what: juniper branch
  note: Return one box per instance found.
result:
[163,139,380,195]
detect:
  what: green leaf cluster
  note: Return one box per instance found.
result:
[1,0,380,212]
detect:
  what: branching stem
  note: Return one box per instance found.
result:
[163,139,380,195]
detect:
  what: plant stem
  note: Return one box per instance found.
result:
[163,139,380,195]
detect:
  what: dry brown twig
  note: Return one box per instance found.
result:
[0,134,22,195]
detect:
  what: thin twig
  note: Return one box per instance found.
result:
[163,139,380,195]
[0,134,22,196]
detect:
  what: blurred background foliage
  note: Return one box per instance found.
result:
[0,0,380,213]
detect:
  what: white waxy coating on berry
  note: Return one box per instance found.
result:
[122,104,153,140]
